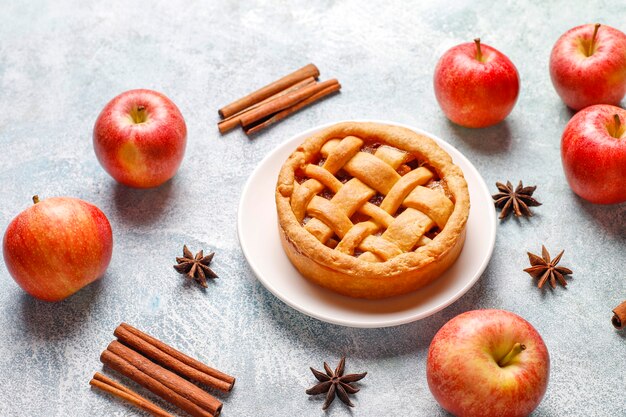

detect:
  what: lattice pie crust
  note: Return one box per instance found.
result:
[276,122,470,299]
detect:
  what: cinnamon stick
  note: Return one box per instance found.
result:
[243,81,341,135]
[218,76,316,134]
[240,78,340,129]
[612,300,626,329]
[219,63,320,118]
[114,323,234,392]
[90,372,174,417]
[101,341,221,417]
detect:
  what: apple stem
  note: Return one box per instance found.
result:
[612,114,623,138]
[474,38,483,62]
[497,343,526,367]
[130,105,147,124]
[32,195,40,204]
[588,23,601,56]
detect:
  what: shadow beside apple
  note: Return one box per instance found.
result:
[18,275,105,340]
[558,104,577,123]
[111,179,176,227]
[571,193,626,240]
[446,119,513,155]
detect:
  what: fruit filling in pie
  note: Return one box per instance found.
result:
[276,122,470,299]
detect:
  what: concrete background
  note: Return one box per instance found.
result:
[0,0,624,416]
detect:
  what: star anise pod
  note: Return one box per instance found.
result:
[492,181,542,219]
[306,357,367,410]
[523,245,573,289]
[173,245,218,288]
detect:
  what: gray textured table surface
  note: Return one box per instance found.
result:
[1,1,625,416]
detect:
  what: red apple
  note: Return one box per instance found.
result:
[549,23,626,111]
[427,309,549,417]
[561,104,626,204]
[3,196,113,302]
[93,89,187,188]
[434,38,520,128]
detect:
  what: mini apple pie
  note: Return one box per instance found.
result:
[276,122,470,299]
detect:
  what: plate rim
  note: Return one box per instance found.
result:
[237,119,496,328]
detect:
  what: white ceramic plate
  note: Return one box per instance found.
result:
[237,120,496,328]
